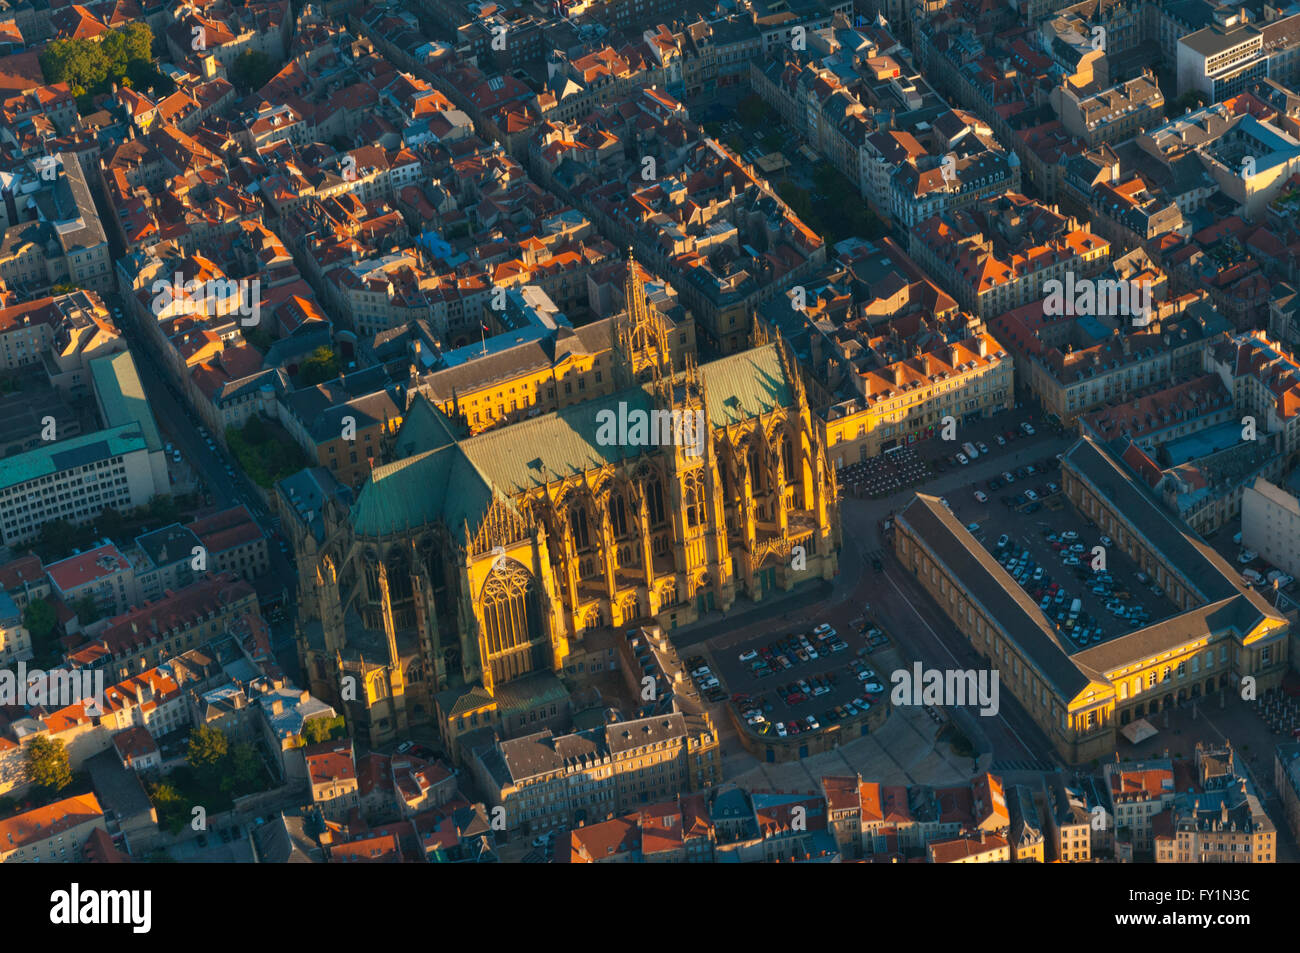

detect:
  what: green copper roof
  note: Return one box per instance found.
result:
[462,386,657,494]
[0,423,148,490]
[698,344,792,428]
[349,342,793,538]
[351,443,494,537]
[90,352,162,452]
[391,396,459,458]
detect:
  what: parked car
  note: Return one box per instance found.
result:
[739,650,758,662]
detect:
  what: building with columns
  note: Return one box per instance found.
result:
[892,435,1290,764]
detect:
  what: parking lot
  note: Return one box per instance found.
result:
[942,466,1180,652]
[688,613,897,742]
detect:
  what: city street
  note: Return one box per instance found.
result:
[103,290,299,604]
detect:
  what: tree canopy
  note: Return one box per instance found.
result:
[26,735,72,794]
[186,725,229,789]
[39,23,154,98]
[297,346,340,386]
[231,50,276,91]
[22,599,56,643]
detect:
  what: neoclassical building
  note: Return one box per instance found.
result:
[288,263,842,750]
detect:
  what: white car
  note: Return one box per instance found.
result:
[977,441,989,455]
[739,649,758,662]
[1021,422,1035,435]
[1238,550,1258,564]
[813,623,833,635]
[862,682,885,694]
[690,666,711,678]
[974,490,988,503]
[776,722,788,738]
[956,452,969,465]
[805,715,820,730]
[1024,489,1038,501]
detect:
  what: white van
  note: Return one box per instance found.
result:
[962,442,979,459]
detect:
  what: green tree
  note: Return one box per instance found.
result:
[243,414,269,444]
[231,50,276,91]
[22,599,56,643]
[222,742,262,795]
[297,346,340,386]
[26,735,72,794]
[35,518,93,561]
[146,495,179,524]
[147,781,188,834]
[100,29,128,79]
[186,725,229,788]
[123,22,153,63]
[40,24,155,110]
[71,595,100,626]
